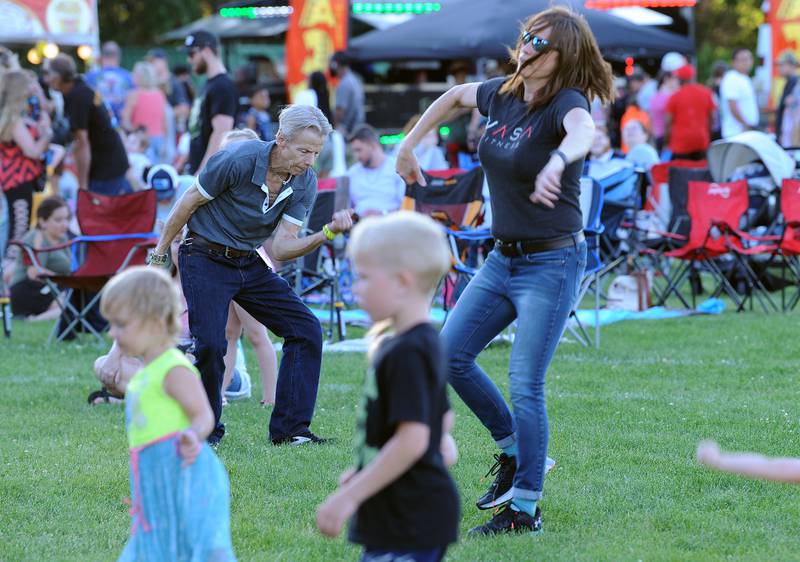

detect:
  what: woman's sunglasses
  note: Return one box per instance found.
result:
[522,31,555,53]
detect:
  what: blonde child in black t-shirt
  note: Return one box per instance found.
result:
[316,211,460,562]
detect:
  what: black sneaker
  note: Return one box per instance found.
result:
[468,505,543,537]
[271,430,330,446]
[476,453,516,510]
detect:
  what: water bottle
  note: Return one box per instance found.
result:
[28,95,41,121]
[1,296,11,338]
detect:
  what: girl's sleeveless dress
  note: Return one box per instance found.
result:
[118,348,236,562]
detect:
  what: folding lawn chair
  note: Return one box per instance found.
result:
[585,159,643,265]
[707,132,794,232]
[627,165,714,307]
[567,176,605,347]
[657,179,778,312]
[760,178,800,311]
[401,167,485,228]
[278,188,346,342]
[401,167,492,314]
[647,159,709,227]
[10,190,158,343]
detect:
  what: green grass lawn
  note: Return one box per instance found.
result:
[3,311,800,561]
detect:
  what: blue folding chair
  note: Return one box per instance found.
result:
[568,176,605,347]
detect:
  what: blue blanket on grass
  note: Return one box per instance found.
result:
[310,299,724,329]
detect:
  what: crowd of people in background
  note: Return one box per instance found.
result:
[1,33,796,371]
[2,31,797,344]
[5,10,800,560]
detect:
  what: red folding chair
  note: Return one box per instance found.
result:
[11,190,158,342]
[659,180,778,311]
[766,179,800,311]
[630,166,712,307]
[647,159,708,218]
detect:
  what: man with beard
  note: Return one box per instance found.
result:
[183,31,237,174]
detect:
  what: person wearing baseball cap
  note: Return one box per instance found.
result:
[665,64,716,160]
[183,30,236,174]
[776,50,799,147]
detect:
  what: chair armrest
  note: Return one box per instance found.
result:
[447,228,493,242]
[8,238,80,271]
[716,223,780,243]
[118,238,159,271]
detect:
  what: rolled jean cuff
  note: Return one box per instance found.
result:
[512,487,542,501]
[495,433,517,450]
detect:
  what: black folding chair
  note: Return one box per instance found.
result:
[278,189,345,341]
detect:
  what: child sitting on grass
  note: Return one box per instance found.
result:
[100,266,235,561]
[91,233,191,404]
[316,211,460,562]
[697,440,800,482]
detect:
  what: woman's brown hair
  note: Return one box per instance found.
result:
[500,6,614,110]
[36,196,68,224]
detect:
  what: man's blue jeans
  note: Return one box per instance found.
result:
[441,239,586,502]
[179,243,323,442]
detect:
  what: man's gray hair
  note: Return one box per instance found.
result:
[278,104,333,140]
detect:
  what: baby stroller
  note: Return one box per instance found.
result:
[705,131,796,298]
[707,131,795,231]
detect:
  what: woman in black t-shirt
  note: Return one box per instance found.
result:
[397,6,614,537]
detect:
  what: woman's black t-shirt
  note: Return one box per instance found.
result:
[476,77,590,242]
[348,323,460,550]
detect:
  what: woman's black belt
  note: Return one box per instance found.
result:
[495,231,585,257]
[186,231,254,258]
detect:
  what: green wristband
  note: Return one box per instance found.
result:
[322,224,336,241]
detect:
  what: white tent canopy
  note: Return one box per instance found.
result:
[707,131,795,188]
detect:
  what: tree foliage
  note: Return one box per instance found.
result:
[694,0,764,80]
[97,0,224,45]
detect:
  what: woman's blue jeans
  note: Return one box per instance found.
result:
[442,239,586,502]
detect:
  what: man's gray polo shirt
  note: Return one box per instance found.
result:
[188,139,317,250]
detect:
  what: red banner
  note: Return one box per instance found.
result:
[285,0,349,103]
[585,0,696,8]
[0,0,97,45]
[770,0,800,106]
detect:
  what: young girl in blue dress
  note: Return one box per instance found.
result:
[100,266,236,561]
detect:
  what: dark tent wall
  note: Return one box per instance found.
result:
[345,0,693,63]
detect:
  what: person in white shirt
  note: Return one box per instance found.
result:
[719,48,759,138]
[346,125,406,217]
[394,114,449,171]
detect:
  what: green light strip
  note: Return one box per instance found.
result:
[352,2,442,15]
[379,126,450,145]
[219,6,293,18]
[380,133,404,145]
[220,7,255,18]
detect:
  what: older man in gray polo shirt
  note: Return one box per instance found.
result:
[151,105,353,445]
